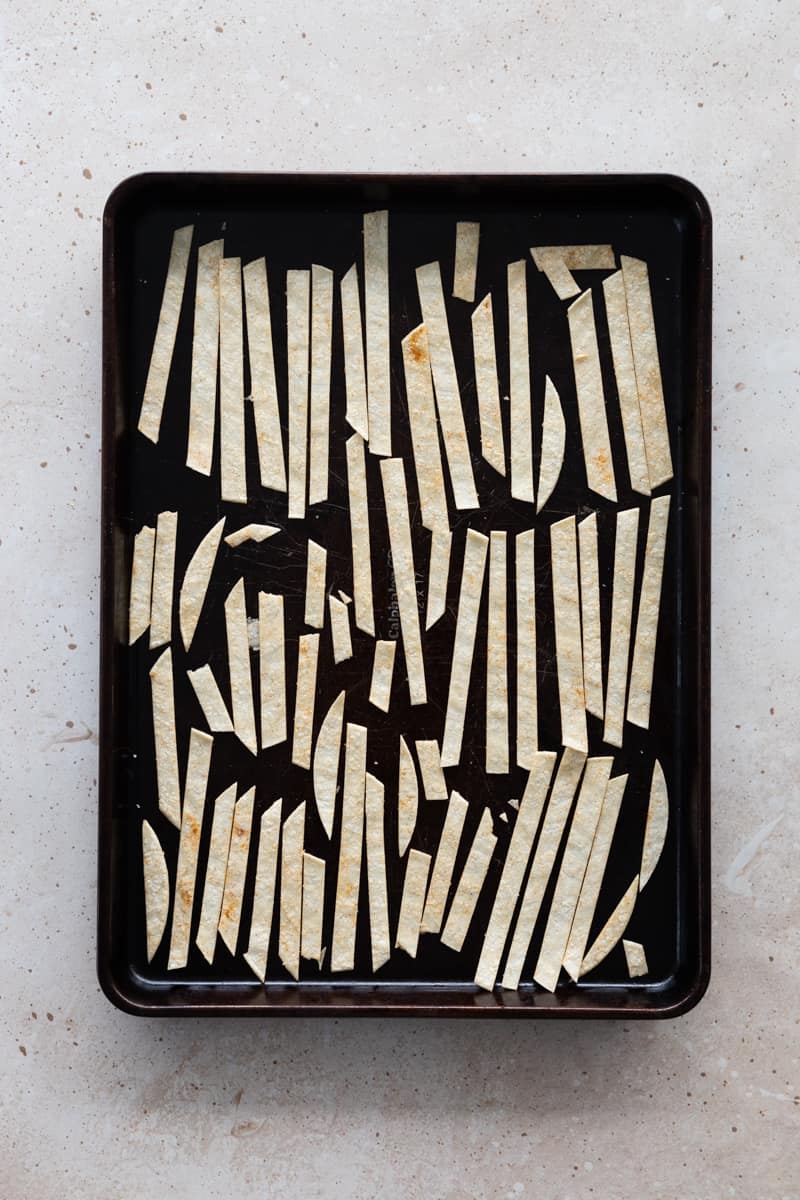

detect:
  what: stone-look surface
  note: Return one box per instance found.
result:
[1,2,799,1197]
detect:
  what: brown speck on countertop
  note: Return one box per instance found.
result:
[82,167,92,179]
[46,1013,53,1021]
[19,1045,27,1056]
[40,461,47,468]
[215,24,223,32]
[67,643,77,650]
[179,112,187,121]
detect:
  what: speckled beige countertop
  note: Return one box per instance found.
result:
[2,2,798,1197]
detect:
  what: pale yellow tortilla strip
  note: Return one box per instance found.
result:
[579,874,639,977]
[474,752,557,992]
[187,664,233,733]
[195,783,237,963]
[568,289,617,502]
[380,458,427,705]
[259,592,286,749]
[551,516,587,753]
[530,245,615,300]
[279,801,305,981]
[627,496,671,729]
[329,595,353,664]
[179,517,225,651]
[149,510,177,650]
[291,633,319,769]
[224,523,280,548]
[129,524,155,645]
[508,260,534,503]
[138,225,193,442]
[346,433,375,635]
[415,739,448,801]
[244,798,282,982]
[420,790,468,934]
[167,728,213,969]
[218,787,255,954]
[515,529,537,768]
[312,690,345,839]
[365,772,390,971]
[560,246,616,270]
[603,508,640,748]
[340,263,368,439]
[441,529,488,767]
[578,512,604,719]
[331,723,367,971]
[471,294,505,476]
[338,591,352,605]
[219,257,248,504]
[441,809,496,953]
[187,239,223,475]
[142,819,169,963]
[415,261,478,509]
[304,540,327,629]
[640,758,669,890]
[364,210,390,456]
[452,220,479,302]
[425,527,451,631]
[369,639,396,713]
[398,734,418,857]
[623,938,648,978]
[307,263,333,505]
[486,530,508,775]
[402,325,449,534]
[243,257,286,491]
[300,852,326,965]
[287,268,311,519]
[225,578,258,755]
[149,648,181,828]
[621,255,673,487]
[536,376,565,512]
[603,270,650,495]
[395,849,431,958]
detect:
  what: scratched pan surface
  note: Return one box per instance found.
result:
[99,174,710,1017]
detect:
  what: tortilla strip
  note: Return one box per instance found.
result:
[568,289,617,502]
[627,496,671,728]
[579,874,639,977]
[149,648,181,828]
[167,728,213,969]
[640,758,669,890]
[179,517,224,651]
[304,540,327,629]
[515,529,537,768]
[218,787,255,954]
[603,270,650,495]
[420,790,468,934]
[578,512,604,719]
[415,739,448,801]
[287,268,311,519]
[278,801,305,981]
[312,691,345,839]
[621,255,672,487]
[307,264,333,505]
[340,264,368,439]
[623,939,648,978]
[300,852,326,965]
[364,210,390,456]
[536,376,565,512]
[402,325,449,533]
[149,510,177,650]
[452,220,479,302]
[244,798,282,981]
[291,633,319,769]
[395,849,431,958]
[530,245,615,300]
[224,524,280,548]
[331,723,367,971]
[415,261,478,509]
[365,772,390,971]
[338,591,352,605]
[508,260,534,503]
[346,433,375,635]
[471,294,505,476]
[129,525,155,645]
[603,508,640,747]
[398,734,418,856]
[329,595,353,664]
[225,578,258,755]
[486,531,508,775]
[369,639,396,712]
[187,664,233,733]
[243,257,286,492]
[441,529,488,767]
[551,516,587,752]
[425,528,451,631]
[441,809,496,953]
[195,783,237,963]
[380,458,427,705]
[219,257,248,504]
[259,593,286,749]
[501,748,586,990]
[138,224,193,442]
[187,239,223,475]
[142,819,169,963]
[532,756,612,992]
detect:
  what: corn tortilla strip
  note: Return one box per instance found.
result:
[415,739,448,801]
[365,772,390,971]
[346,433,375,635]
[149,510,177,650]
[640,758,669,890]
[313,691,345,839]
[508,260,534,503]
[395,849,431,958]
[515,529,537,768]
[560,246,616,270]
[287,268,311,519]
[195,783,237,963]
[187,664,233,733]
[402,325,449,534]
[441,529,488,767]
[551,516,587,752]
[621,255,672,487]
[187,239,223,475]
[218,257,247,504]
[224,524,280,548]
[441,809,496,953]
[300,852,326,965]
[623,938,649,978]
[244,798,282,981]
[304,540,327,629]
[398,734,418,856]
[331,723,367,971]
[243,257,286,492]
[486,531,509,775]
[537,376,565,512]
[167,728,213,969]
[425,528,451,631]
[452,220,480,302]
[292,633,319,769]
[217,787,255,954]
[578,513,604,719]
[420,790,468,934]
[532,756,612,992]
[415,261,477,509]
[338,590,352,605]
[501,748,586,990]
[149,648,181,828]
[340,264,368,439]
[568,289,617,502]
[138,224,193,442]
[259,593,286,748]
[306,263,334,505]
[471,294,505,476]
[529,246,580,301]
[380,458,427,705]
[603,270,650,495]
[179,517,224,651]
[628,496,671,728]
[225,579,258,755]
[364,210,390,456]
[580,874,639,977]
[279,801,305,981]
[329,595,353,664]
[129,525,155,645]
[603,508,640,747]
[142,819,169,963]
[369,639,396,712]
